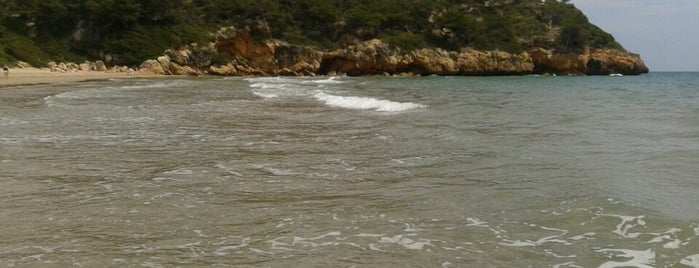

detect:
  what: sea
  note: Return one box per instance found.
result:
[1,72,698,267]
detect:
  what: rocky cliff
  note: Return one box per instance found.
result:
[529,48,649,75]
[140,28,648,77]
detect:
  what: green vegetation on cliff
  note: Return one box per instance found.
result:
[0,0,623,67]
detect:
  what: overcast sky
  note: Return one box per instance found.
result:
[571,0,699,72]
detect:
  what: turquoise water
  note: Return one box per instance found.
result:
[1,73,698,267]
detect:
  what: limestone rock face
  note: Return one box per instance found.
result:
[142,27,648,76]
[94,60,108,72]
[80,62,91,72]
[168,62,201,76]
[530,48,649,75]
[211,28,323,75]
[530,48,588,75]
[321,40,534,76]
[586,49,649,75]
[164,45,214,69]
[455,49,534,75]
[17,61,33,68]
[139,59,166,75]
[213,29,274,75]
[320,39,400,76]
[46,60,111,72]
[401,48,458,75]
[272,41,324,75]
[208,64,238,76]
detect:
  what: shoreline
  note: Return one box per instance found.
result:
[0,66,667,90]
[0,68,162,89]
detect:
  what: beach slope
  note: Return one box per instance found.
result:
[0,68,157,88]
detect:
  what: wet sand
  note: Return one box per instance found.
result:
[0,68,160,88]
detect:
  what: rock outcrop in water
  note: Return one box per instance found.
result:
[530,48,649,75]
[140,28,648,76]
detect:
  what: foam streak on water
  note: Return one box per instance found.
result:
[246,76,426,112]
[1,73,698,267]
[313,91,425,112]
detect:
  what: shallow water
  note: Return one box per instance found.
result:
[1,73,698,267]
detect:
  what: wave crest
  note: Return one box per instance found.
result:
[313,92,425,112]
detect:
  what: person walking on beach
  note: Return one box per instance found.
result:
[3,67,8,79]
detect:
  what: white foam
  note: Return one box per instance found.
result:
[499,226,570,247]
[216,163,243,176]
[663,239,682,249]
[245,77,299,84]
[597,248,655,268]
[354,233,385,237]
[249,248,274,255]
[245,77,425,112]
[4,246,56,254]
[313,91,425,112]
[47,88,103,100]
[569,232,596,241]
[681,254,699,268]
[553,262,583,268]
[606,214,645,238]
[249,80,308,99]
[466,218,489,227]
[214,244,248,256]
[292,232,342,247]
[20,254,44,262]
[163,168,193,175]
[294,231,342,242]
[43,80,188,107]
[267,237,293,251]
[120,80,190,90]
[403,223,422,232]
[253,164,301,176]
[379,235,433,250]
[193,230,208,237]
[176,242,203,257]
[310,77,346,84]
[368,244,386,252]
[251,91,279,98]
[43,88,119,107]
[249,82,284,98]
[649,228,684,249]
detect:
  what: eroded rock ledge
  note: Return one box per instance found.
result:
[140,28,648,76]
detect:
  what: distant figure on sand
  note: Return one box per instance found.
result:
[2,67,8,79]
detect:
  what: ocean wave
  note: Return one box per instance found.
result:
[596,248,655,268]
[308,77,346,84]
[44,81,189,105]
[313,91,425,112]
[681,254,699,267]
[244,77,300,84]
[249,81,311,99]
[45,88,107,100]
[119,80,192,89]
[245,76,425,112]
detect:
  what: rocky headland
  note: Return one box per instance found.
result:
[2,1,649,77]
[139,27,648,77]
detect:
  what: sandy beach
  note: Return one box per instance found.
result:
[0,68,160,88]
